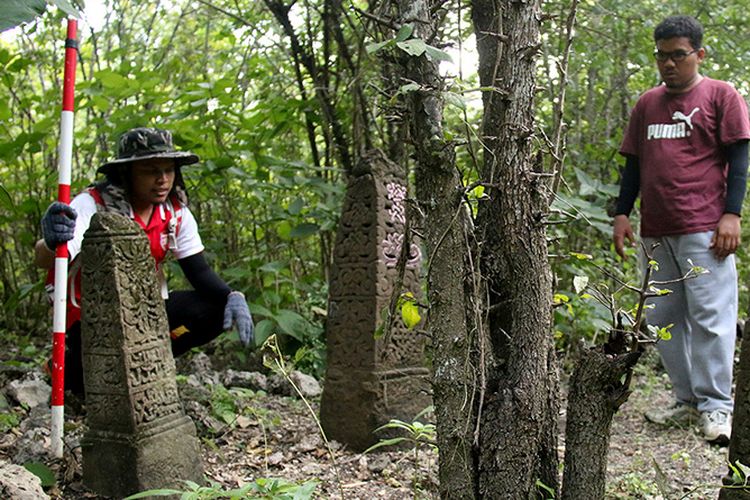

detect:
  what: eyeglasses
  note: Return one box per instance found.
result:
[653,49,698,62]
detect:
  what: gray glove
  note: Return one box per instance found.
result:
[223,291,254,347]
[41,201,77,250]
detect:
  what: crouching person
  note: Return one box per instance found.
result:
[35,127,254,394]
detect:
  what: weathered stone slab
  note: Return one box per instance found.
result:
[321,149,430,451]
[79,212,203,497]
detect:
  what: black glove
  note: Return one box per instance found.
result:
[41,201,77,250]
[223,291,255,347]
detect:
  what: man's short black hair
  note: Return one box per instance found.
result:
[654,15,703,49]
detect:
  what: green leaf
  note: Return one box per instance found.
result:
[425,45,453,62]
[401,301,421,329]
[573,275,589,294]
[23,462,55,487]
[363,437,408,453]
[124,488,185,499]
[288,197,304,215]
[535,479,556,499]
[443,91,466,111]
[95,69,130,89]
[289,223,319,239]
[292,481,318,500]
[366,40,391,55]
[396,39,427,57]
[248,303,275,318]
[50,0,81,18]
[0,100,11,121]
[275,309,308,341]
[258,261,286,273]
[395,24,414,42]
[397,82,420,95]
[276,220,292,240]
[0,184,13,210]
[253,319,275,346]
[737,461,750,484]
[0,0,47,32]
[647,323,673,341]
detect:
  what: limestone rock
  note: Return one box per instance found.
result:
[267,373,292,396]
[13,427,50,464]
[267,371,321,399]
[367,454,391,473]
[222,370,267,391]
[289,371,321,398]
[0,460,49,500]
[188,352,220,385]
[6,376,50,409]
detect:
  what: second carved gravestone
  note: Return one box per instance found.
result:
[321,150,430,451]
[79,212,203,497]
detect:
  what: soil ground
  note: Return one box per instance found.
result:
[603,356,729,499]
[0,349,735,499]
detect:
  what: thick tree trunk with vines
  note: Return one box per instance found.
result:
[472,0,560,497]
[562,345,641,499]
[392,1,480,497]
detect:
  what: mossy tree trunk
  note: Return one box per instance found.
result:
[472,0,560,497]
[391,1,481,497]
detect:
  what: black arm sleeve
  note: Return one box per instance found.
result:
[724,140,749,216]
[615,154,640,216]
[177,252,232,305]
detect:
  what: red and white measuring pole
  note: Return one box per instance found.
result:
[51,18,78,459]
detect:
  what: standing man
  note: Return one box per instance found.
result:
[613,15,749,445]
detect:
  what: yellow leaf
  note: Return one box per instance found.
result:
[569,252,593,260]
[553,293,569,305]
[401,301,421,329]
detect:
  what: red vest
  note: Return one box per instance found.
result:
[47,187,183,329]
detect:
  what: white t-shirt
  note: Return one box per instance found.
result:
[68,191,204,261]
[68,190,204,298]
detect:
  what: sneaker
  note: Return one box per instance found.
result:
[645,402,699,426]
[701,409,731,445]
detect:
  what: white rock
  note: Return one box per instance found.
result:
[13,427,50,464]
[288,371,321,398]
[0,460,49,500]
[267,451,285,466]
[295,433,321,452]
[6,378,50,409]
[222,370,267,391]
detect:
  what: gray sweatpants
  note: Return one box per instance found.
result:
[642,231,736,413]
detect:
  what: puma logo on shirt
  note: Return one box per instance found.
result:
[672,107,700,129]
[647,107,701,140]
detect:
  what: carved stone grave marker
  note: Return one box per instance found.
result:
[79,212,203,497]
[320,149,430,451]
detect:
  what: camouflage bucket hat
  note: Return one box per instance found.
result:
[97,127,199,175]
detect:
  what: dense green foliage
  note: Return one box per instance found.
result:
[2,0,750,368]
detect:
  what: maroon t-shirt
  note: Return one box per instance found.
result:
[620,77,750,237]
